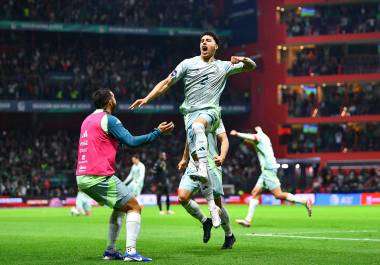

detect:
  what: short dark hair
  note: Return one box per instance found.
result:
[92,88,112,109]
[200,31,220,46]
[132,154,140,160]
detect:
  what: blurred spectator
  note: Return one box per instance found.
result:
[0,33,248,104]
[0,127,259,197]
[0,0,228,28]
[282,3,380,36]
[282,82,380,117]
[288,44,380,76]
[1,127,379,197]
[282,123,380,153]
[311,167,380,193]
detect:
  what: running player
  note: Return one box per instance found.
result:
[230,127,313,227]
[70,191,92,216]
[130,32,256,227]
[124,154,145,199]
[76,88,174,261]
[178,120,235,249]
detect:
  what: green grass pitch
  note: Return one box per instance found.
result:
[1,205,379,265]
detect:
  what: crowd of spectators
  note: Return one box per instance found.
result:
[1,126,379,198]
[0,0,226,28]
[283,123,380,153]
[0,33,247,104]
[0,130,78,198]
[282,82,380,117]
[282,3,380,36]
[311,167,380,193]
[0,127,260,198]
[288,44,380,76]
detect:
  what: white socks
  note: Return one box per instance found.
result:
[183,199,207,223]
[246,198,259,222]
[200,182,216,209]
[192,122,208,176]
[220,207,232,236]
[126,211,141,252]
[107,210,124,251]
[286,193,306,205]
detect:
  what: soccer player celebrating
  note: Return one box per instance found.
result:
[130,32,256,227]
[230,126,312,228]
[178,120,236,249]
[76,88,174,261]
[70,190,92,216]
[124,154,146,200]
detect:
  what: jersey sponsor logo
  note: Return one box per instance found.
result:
[81,130,88,138]
[79,148,88,153]
[80,140,88,146]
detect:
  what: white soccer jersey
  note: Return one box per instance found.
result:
[124,162,145,189]
[254,131,279,170]
[170,56,244,114]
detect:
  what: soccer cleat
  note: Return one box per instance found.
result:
[221,234,236,250]
[102,250,123,260]
[123,251,152,262]
[306,198,313,217]
[202,218,213,243]
[235,219,251,227]
[166,210,175,215]
[159,210,166,215]
[210,205,222,228]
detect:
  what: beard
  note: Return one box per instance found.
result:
[110,102,116,113]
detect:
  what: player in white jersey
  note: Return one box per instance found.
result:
[70,191,92,216]
[124,154,145,199]
[230,126,313,227]
[177,120,235,249]
[130,32,256,227]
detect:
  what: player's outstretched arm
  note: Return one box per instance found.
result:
[129,75,175,109]
[108,115,174,147]
[214,132,229,166]
[178,140,190,171]
[230,130,258,142]
[231,56,256,72]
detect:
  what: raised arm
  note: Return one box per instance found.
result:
[229,56,256,74]
[129,75,175,109]
[107,115,174,147]
[130,59,187,109]
[230,129,259,142]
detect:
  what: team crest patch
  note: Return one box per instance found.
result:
[170,69,177,77]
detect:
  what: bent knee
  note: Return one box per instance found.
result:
[273,193,285,200]
[178,195,190,205]
[192,122,205,133]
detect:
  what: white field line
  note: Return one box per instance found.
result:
[246,233,380,242]
[265,230,377,235]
